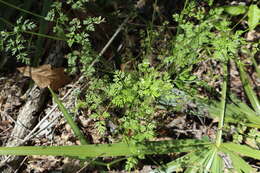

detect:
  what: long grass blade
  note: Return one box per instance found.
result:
[216,63,228,147]
[49,87,89,145]
[220,147,255,173]
[222,143,260,160]
[184,150,212,173]
[0,0,45,19]
[229,152,254,173]
[210,153,223,173]
[236,60,260,115]
[150,149,210,173]
[0,139,211,158]
[208,95,260,128]
[204,148,218,172]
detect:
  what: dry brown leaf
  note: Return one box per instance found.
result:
[17,64,70,91]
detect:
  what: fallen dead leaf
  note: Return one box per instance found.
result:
[17,64,70,91]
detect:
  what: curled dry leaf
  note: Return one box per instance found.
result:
[17,64,70,91]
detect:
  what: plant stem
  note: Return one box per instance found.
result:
[25,30,66,41]
[216,62,228,147]
[0,17,66,41]
[0,17,13,27]
[0,0,45,19]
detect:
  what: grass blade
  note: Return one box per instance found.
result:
[236,60,260,115]
[208,95,260,128]
[220,147,255,173]
[216,63,228,147]
[204,148,218,172]
[49,87,89,145]
[183,146,219,173]
[222,143,260,160]
[251,55,260,79]
[150,149,210,173]
[0,139,211,158]
[211,153,223,173]
[0,0,45,19]
[229,152,254,173]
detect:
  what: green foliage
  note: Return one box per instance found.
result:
[1,17,36,64]
[107,61,172,142]
[90,112,110,135]
[221,3,260,31]
[77,78,110,135]
[45,1,104,74]
[125,157,139,171]
[0,0,102,72]
[1,0,260,171]
[75,60,173,169]
[232,126,260,149]
[151,1,260,171]
[163,4,245,96]
[67,0,89,10]
[248,4,260,31]
[80,60,172,144]
[76,1,259,170]
[222,5,247,16]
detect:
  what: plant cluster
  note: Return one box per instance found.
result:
[1,17,36,64]
[0,0,260,172]
[45,1,104,74]
[80,60,172,143]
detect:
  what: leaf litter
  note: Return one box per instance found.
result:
[17,64,71,91]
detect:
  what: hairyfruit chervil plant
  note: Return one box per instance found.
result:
[76,59,173,170]
[0,0,173,171]
[0,0,260,172]
[0,0,103,72]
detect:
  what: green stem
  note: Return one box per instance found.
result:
[231,13,248,31]
[25,30,66,41]
[176,0,189,36]
[0,17,66,41]
[0,17,13,27]
[0,0,45,19]
[216,62,228,147]
[106,157,127,169]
